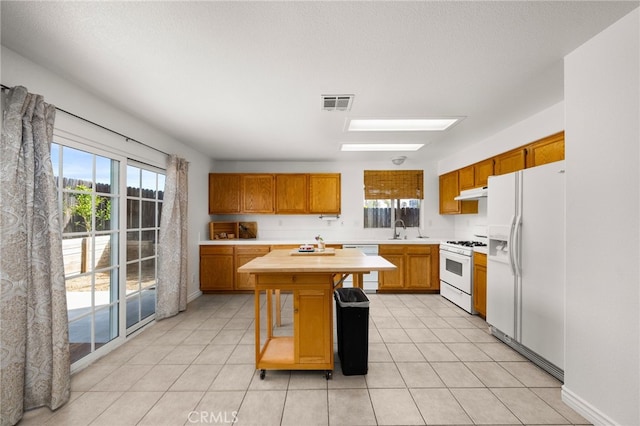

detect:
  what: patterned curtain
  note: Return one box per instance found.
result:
[0,86,70,425]
[156,155,189,319]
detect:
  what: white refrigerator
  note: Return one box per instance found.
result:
[487,160,565,380]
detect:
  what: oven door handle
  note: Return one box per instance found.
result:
[440,250,471,265]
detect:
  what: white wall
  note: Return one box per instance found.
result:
[212,158,455,241]
[563,8,639,426]
[1,46,213,302]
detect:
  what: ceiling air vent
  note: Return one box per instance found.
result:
[322,94,354,111]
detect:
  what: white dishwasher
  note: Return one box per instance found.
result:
[342,244,379,293]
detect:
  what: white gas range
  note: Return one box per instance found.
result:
[439,240,487,314]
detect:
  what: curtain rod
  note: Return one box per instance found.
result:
[1,84,169,157]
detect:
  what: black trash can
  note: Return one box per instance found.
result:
[334,287,370,375]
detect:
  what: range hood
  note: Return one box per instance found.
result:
[454,186,488,201]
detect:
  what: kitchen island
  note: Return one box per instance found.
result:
[238,248,395,379]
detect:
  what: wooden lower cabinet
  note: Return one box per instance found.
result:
[235,245,270,290]
[473,252,487,318]
[201,244,344,292]
[378,244,439,292]
[294,288,333,364]
[200,245,234,291]
[378,245,405,289]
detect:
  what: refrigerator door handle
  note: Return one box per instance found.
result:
[513,213,522,277]
[508,215,517,276]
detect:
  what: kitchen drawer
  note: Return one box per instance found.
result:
[236,245,270,255]
[200,245,234,255]
[406,245,432,255]
[379,245,405,255]
[256,274,333,287]
[440,281,473,313]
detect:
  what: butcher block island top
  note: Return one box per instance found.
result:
[238,248,396,275]
[239,248,395,380]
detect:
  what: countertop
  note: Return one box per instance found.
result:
[474,246,488,255]
[237,248,397,274]
[200,237,444,246]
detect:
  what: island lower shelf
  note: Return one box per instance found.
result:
[254,285,334,380]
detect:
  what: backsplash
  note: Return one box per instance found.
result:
[206,213,455,242]
[453,198,488,240]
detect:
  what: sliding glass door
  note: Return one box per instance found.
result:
[52,137,166,367]
[52,142,121,365]
[125,164,165,333]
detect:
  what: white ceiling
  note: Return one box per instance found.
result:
[2,1,637,162]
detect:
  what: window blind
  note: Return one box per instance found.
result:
[364,170,424,200]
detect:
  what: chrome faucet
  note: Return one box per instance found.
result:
[393,219,406,239]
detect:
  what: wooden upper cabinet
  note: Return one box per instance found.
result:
[309,173,341,214]
[242,174,274,213]
[459,158,494,190]
[439,171,460,214]
[438,131,564,215]
[209,174,241,214]
[275,174,308,214]
[458,165,475,191]
[439,171,477,215]
[526,131,565,168]
[209,172,340,215]
[474,158,495,187]
[494,148,526,176]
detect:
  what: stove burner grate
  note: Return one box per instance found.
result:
[446,240,487,247]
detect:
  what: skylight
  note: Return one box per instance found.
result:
[347,118,459,132]
[340,143,424,152]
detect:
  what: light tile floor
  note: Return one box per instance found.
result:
[20,293,591,425]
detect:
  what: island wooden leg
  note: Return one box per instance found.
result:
[254,289,261,365]
[353,273,364,289]
[275,289,281,327]
[266,289,273,338]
